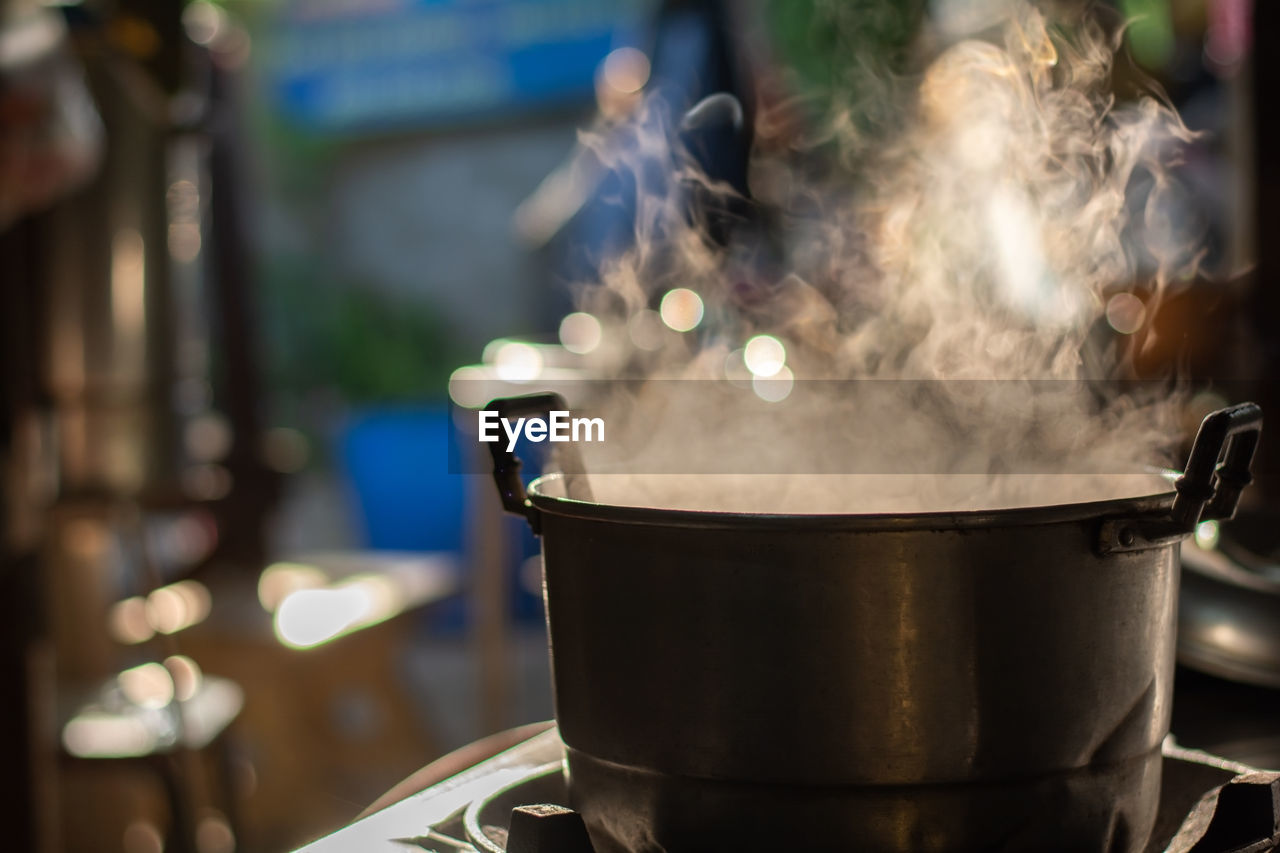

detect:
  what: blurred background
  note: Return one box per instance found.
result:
[1,0,1277,851]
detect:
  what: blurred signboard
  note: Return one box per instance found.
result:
[263,0,652,133]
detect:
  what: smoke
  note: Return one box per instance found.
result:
[557,2,1197,513]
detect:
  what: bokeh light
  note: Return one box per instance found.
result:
[274,587,370,649]
[743,335,786,377]
[119,662,175,710]
[659,288,704,332]
[601,46,650,95]
[258,561,328,612]
[752,365,794,403]
[108,597,154,645]
[559,312,603,354]
[448,365,489,408]
[164,655,204,702]
[1105,292,1146,335]
[145,580,212,635]
[492,341,543,381]
[1194,520,1220,551]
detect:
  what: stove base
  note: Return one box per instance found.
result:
[566,746,1162,853]
[294,726,1279,853]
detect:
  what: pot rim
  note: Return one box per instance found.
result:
[526,471,1180,531]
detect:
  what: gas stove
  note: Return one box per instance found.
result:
[296,724,1279,853]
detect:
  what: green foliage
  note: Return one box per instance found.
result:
[259,255,466,404]
[762,0,928,165]
[764,0,927,95]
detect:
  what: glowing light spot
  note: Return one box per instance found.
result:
[628,309,666,351]
[62,713,157,758]
[659,289,704,332]
[1105,292,1146,335]
[164,655,203,702]
[119,662,174,710]
[752,365,794,403]
[108,596,154,645]
[492,342,543,381]
[743,335,786,377]
[257,562,328,612]
[1194,520,1220,551]
[145,580,211,635]
[145,585,188,634]
[274,586,371,649]
[269,564,442,650]
[182,1,225,46]
[448,365,490,408]
[601,47,650,94]
[1205,621,1248,650]
[559,312,603,354]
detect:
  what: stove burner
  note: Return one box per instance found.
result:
[403,745,1278,853]
[462,763,571,853]
[297,727,1279,853]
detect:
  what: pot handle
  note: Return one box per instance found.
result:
[484,392,593,530]
[1171,402,1263,529]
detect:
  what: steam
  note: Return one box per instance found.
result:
[558,3,1196,513]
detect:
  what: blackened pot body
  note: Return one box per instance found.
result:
[528,477,1180,853]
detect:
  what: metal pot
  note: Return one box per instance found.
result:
[486,395,1262,853]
